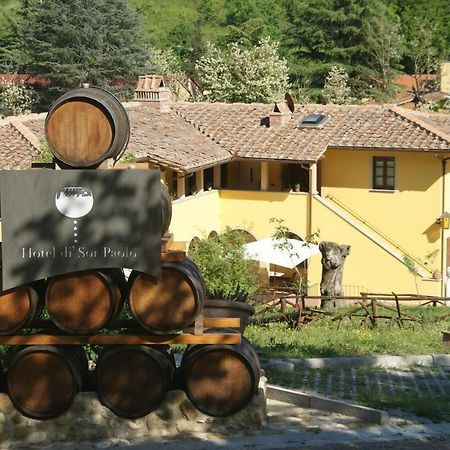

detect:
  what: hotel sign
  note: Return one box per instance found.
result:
[0,170,161,290]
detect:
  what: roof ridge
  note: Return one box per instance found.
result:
[10,112,47,122]
[172,107,235,157]
[389,106,450,144]
[9,118,41,149]
[174,100,270,107]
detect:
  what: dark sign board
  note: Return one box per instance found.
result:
[0,170,161,290]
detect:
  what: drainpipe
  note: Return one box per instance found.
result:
[439,157,450,296]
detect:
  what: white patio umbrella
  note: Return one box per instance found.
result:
[243,237,320,269]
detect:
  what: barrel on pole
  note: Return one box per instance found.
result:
[181,332,260,417]
[7,345,88,419]
[128,258,205,334]
[45,86,130,167]
[45,269,125,334]
[96,345,175,418]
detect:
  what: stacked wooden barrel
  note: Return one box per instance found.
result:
[0,85,260,421]
[7,345,89,419]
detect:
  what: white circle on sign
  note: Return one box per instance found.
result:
[55,187,94,218]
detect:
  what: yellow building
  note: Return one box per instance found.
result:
[2,77,450,296]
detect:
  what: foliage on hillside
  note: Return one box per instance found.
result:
[130,0,449,101]
[0,0,448,105]
[0,0,20,71]
[1,0,151,109]
[196,38,289,103]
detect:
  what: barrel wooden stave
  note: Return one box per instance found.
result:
[45,269,125,334]
[45,86,130,167]
[0,285,43,335]
[181,331,260,417]
[7,345,88,420]
[96,345,175,419]
[128,258,204,334]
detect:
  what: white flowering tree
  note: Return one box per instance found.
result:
[0,80,36,117]
[322,66,356,105]
[195,38,289,103]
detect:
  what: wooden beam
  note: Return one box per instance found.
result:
[31,317,241,330]
[0,332,241,346]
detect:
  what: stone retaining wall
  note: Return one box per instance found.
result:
[0,377,267,448]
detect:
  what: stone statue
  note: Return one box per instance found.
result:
[319,241,351,307]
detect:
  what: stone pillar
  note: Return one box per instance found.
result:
[310,163,318,194]
[177,176,185,198]
[196,170,204,192]
[261,162,269,191]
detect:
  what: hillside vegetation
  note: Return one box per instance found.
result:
[0,0,449,106]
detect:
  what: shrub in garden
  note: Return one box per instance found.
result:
[189,230,258,301]
[0,79,36,116]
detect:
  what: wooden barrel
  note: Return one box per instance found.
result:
[45,269,125,334]
[0,285,43,335]
[7,345,88,419]
[128,258,205,334]
[161,184,172,236]
[96,345,175,418]
[181,331,260,417]
[45,86,130,167]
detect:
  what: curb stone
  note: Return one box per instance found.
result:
[267,384,390,425]
[259,359,295,371]
[276,354,450,369]
[432,354,450,367]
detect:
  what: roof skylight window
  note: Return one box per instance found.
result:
[298,113,327,128]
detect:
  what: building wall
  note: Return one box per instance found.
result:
[169,149,449,296]
[218,190,309,238]
[170,190,221,243]
[268,163,282,191]
[320,150,445,279]
[308,195,441,296]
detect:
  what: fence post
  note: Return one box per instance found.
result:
[371,299,378,327]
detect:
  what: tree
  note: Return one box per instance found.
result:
[284,0,403,99]
[363,0,403,94]
[15,0,151,102]
[386,0,450,75]
[285,0,367,90]
[196,38,289,103]
[0,0,21,71]
[322,66,356,104]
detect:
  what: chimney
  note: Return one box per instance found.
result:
[134,75,171,112]
[269,100,292,128]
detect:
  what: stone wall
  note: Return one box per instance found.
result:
[0,377,267,448]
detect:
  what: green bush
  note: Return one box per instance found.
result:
[0,79,36,116]
[189,230,258,301]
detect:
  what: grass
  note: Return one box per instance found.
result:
[248,306,450,422]
[264,365,450,422]
[244,306,450,359]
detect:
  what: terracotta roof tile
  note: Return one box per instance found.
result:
[2,102,449,173]
[395,109,450,137]
[126,105,232,171]
[174,103,450,161]
[0,123,38,169]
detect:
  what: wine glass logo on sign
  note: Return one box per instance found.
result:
[55,187,94,244]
